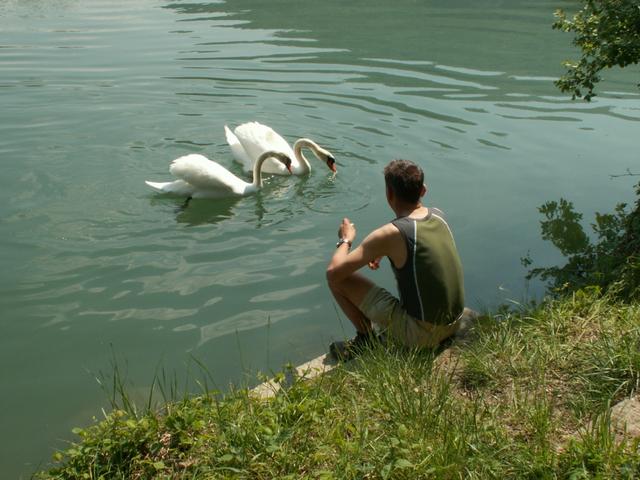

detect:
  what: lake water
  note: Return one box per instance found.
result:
[1,0,639,476]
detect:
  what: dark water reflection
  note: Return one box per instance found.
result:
[172,195,247,226]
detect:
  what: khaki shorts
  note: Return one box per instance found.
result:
[359,286,460,348]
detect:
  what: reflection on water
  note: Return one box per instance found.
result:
[199,308,309,345]
[79,306,199,323]
[159,168,344,227]
[273,237,326,277]
[172,196,238,226]
[250,283,320,303]
[168,170,355,226]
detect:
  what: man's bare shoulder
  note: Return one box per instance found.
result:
[362,222,402,247]
[369,222,400,237]
[359,222,405,266]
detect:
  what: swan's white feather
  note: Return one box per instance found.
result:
[169,154,251,196]
[229,122,296,175]
[145,179,196,196]
[224,125,254,172]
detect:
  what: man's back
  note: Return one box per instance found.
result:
[390,208,464,324]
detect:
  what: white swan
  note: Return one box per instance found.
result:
[224,121,336,176]
[145,150,292,199]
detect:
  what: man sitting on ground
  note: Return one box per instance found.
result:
[326,158,465,359]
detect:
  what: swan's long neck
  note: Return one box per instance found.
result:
[293,138,319,174]
[252,151,273,188]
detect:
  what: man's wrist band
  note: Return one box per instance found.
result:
[336,238,352,248]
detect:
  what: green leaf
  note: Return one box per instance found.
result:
[317,471,335,480]
[554,0,640,99]
[395,458,414,469]
[219,453,234,463]
[381,463,392,480]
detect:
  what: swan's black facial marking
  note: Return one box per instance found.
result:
[284,156,293,174]
[326,156,337,173]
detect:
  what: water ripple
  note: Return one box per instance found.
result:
[198,308,309,346]
[78,307,198,323]
[2,2,640,478]
[250,284,320,303]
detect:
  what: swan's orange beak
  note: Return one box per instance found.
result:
[327,156,337,173]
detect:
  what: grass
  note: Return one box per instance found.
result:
[36,289,640,479]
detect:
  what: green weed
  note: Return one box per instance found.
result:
[36,291,640,479]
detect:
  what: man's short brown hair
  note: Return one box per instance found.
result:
[383,159,425,203]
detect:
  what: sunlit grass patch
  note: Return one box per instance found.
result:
[37,291,640,479]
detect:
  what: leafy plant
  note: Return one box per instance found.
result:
[523,182,640,299]
[553,0,640,100]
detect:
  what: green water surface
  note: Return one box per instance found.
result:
[1,0,639,476]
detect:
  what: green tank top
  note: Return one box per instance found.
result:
[390,208,464,324]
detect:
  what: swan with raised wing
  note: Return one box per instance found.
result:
[145,150,292,199]
[224,121,336,176]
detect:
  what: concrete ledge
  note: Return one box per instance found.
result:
[251,307,480,400]
[251,353,338,400]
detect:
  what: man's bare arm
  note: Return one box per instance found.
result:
[326,218,397,283]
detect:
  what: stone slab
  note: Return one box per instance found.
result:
[251,353,338,399]
[251,308,480,400]
[611,395,640,438]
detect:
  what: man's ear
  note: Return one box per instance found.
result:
[420,184,427,197]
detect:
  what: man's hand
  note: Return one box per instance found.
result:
[368,257,382,270]
[338,217,356,243]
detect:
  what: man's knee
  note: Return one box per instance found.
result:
[328,271,376,308]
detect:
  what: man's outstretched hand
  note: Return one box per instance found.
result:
[338,217,356,243]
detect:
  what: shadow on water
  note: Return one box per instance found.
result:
[172,196,242,226]
[165,183,294,227]
[150,166,370,226]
